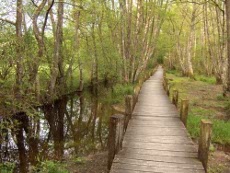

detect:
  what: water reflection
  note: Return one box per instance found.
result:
[0,90,114,172]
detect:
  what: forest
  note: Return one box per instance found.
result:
[0,0,229,173]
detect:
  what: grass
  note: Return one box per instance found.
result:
[195,75,216,84]
[166,70,230,145]
[35,160,69,173]
[166,70,230,172]
[187,114,230,144]
[212,119,230,144]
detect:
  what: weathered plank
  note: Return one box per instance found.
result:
[111,162,204,173]
[116,148,198,158]
[113,157,203,167]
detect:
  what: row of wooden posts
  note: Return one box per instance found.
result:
[163,71,212,173]
[107,70,156,171]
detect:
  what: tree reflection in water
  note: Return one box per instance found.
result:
[0,90,114,172]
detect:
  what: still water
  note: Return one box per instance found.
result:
[0,88,118,172]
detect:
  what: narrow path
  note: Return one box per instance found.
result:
[110,66,205,173]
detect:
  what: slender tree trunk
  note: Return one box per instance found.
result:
[186,2,196,78]
[49,0,64,98]
[15,0,23,99]
[225,0,230,95]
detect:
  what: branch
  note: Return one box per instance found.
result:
[0,18,16,26]
[171,0,224,12]
[209,0,224,13]
[42,0,55,37]
[31,0,38,7]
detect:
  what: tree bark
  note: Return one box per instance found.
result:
[226,0,230,94]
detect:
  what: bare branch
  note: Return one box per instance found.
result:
[0,18,16,26]
[42,0,55,37]
[209,0,224,13]
[31,0,38,7]
[170,0,224,12]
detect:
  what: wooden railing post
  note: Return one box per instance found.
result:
[107,114,125,170]
[133,86,140,105]
[172,89,179,107]
[180,99,189,127]
[139,80,143,87]
[125,95,132,131]
[163,77,167,91]
[131,94,136,111]
[198,119,212,173]
[166,84,170,96]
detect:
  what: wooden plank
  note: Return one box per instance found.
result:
[123,137,193,145]
[122,142,197,152]
[114,156,203,167]
[131,116,181,121]
[132,113,179,117]
[117,148,197,158]
[111,163,205,173]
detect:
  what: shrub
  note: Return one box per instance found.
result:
[36,160,69,173]
[0,162,15,173]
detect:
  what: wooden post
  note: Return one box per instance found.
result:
[172,89,179,107]
[166,84,170,96]
[163,77,166,90]
[138,80,142,86]
[125,95,132,130]
[180,99,189,127]
[131,94,136,111]
[164,78,168,91]
[107,114,125,170]
[133,87,139,105]
[198,119,212,173]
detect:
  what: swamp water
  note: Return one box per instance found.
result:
[0,88,119,172]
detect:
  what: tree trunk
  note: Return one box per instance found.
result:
[15,0,23,99]
[225,0,230,95]
[186,2,196,78]
[49,0,64,99]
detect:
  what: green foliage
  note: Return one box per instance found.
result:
[216,94,226,101]
[72,157,86,164]
[167,71,230,145]
[195,75,216,84]
[103,83,134,104]
[36,160,69,173]
[187,114,230,144]
[112,84,134,96]
[208,164,227,173]
[166,69,179,76]
[0,162,15,173]
[212,119,230,144]
[187,114,203,139]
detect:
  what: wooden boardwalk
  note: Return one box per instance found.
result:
[110,67,205,173]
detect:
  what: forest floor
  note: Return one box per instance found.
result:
[167,70,230,173]
[66,151,108,173]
